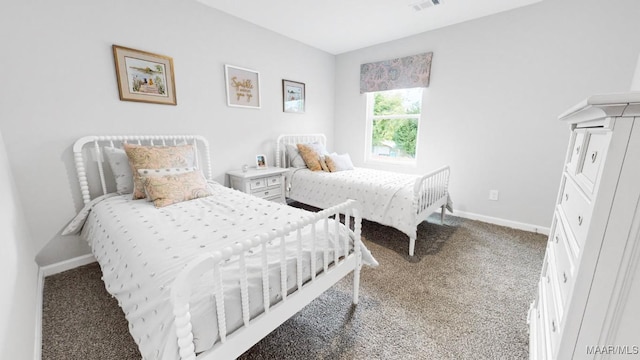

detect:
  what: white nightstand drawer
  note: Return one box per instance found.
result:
[252,186,282,199]
[250,178,267,190]
[267,175,281,187]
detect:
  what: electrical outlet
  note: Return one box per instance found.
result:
[489,190,499,201]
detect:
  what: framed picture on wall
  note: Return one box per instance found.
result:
[225,65,261,109]
[112,45,177,105]
[282,79,305,113]
[256,154,268,169]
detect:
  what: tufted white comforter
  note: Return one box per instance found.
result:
[288,168,424,237]
[79,182,376,360]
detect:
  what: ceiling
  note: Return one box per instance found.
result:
[197,0,542,55]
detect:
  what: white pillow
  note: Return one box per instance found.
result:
[104,147,133,194]
[286,144,307,168]
[137,167,198,177]
[327,153,354,172]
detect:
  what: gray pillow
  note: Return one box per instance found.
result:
[286,144,307,168]
[104,147,133,194]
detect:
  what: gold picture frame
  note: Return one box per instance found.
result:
[112,45,177,105]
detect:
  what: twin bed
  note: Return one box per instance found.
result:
[65,135,377,360]
[276,134,451,256]
[65,133,451,359]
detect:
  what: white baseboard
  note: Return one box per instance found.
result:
[40,253,96,277]
[452,209,550,236]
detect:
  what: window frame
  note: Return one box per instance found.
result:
[364,89,422,166]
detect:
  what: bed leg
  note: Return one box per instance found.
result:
[409,236,416,256]
[353,264,360,305]
[440,204,446,225]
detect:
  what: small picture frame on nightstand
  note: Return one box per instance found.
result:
[256,154,268,169]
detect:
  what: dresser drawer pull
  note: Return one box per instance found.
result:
[575,146,580,155]
[554,235,559,243]
[591,151,598,163]
[551,320,557,332]
[578,215,583,225]
[264,191,270,196]
[565,193,569,201]
[563,272,568,283]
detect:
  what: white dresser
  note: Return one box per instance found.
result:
[528,92,640,359]
[227,167,288,203]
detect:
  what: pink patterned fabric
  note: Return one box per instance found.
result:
[360,52,433,93]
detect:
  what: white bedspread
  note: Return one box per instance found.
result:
[288,168,439,238]
[80,182,376,360]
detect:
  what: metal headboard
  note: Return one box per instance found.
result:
[275,133,326,168]
[73,135,212,205]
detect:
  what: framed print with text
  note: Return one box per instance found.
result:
[225,65,261,109]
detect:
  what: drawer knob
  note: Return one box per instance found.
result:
[591,151,598,163]
[264,191,269,195]
[578,215,583,225]
[554,235,559,243]
[565,193,569,201]
[563,272,568,283]
[551,320,557,332]
[575,146,580,155]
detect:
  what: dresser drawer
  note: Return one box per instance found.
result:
[540,261,561,357]
[249,178,267,190]
[566,130,586,175]
[529,300,547,360]
[551,221,575,308]
[559,177,592,246]
[251,186,282,199]
[576,130,610,195]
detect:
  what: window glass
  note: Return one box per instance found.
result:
[366,88,422,164]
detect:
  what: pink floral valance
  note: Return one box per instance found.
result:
[360,52,433,93]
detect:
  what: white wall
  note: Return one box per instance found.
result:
[334,0,640,230]
[0,0,335,266]
[0,129,38,359]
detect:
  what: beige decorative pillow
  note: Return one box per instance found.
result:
[325,155,337,172]
[143,170,212,208]
[124,143,196,199]
[297,144,323,171]
[319,156,329,172]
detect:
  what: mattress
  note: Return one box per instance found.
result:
[78,182,376,360]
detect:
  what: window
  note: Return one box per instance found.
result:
[365,88,423,164]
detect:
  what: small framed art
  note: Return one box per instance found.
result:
[112,45,177,105]
[282,79,305,113]
[256,154,268,169]
[225,65,261,109]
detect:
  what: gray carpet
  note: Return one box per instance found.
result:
[42,210,546,360]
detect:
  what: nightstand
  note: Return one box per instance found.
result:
[227,167,289,203]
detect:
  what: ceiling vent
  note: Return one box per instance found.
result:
[410,0,441,11]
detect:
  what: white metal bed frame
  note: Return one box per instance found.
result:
[72,135,366,360]
[276,133,450,256]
